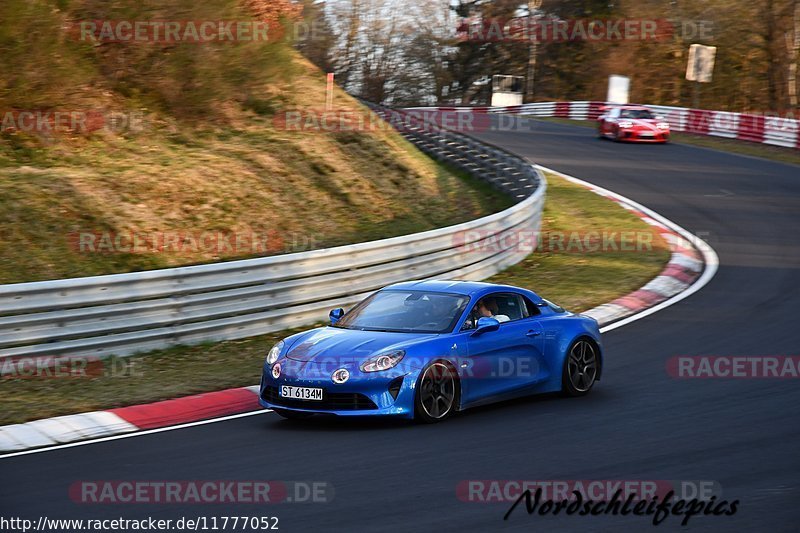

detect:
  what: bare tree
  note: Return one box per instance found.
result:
[303,0,796,111]
[788,0,800,109]
[525,0,543,102]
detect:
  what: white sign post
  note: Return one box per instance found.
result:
[686,44,717,83]
[686,44,716,108]
[607,75,630,105]
[686,44,717,109]
[491,75,524,106]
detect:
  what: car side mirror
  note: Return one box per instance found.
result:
[472,316,500,336]
[329,308,345,325]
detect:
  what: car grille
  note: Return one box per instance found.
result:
[262,386,378,411]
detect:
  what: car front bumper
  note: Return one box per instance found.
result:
[619,130,669,142]
[258,359,419,418]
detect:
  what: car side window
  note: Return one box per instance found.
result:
[461,293,530,330]
[610,108,620,118]
[522,296,541,317]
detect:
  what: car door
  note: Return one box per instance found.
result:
[461,293,546,407]
[598,108,611,133]
[602,107,620,134]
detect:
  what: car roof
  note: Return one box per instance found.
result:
[610,105,650,110]
[383,279,541,300]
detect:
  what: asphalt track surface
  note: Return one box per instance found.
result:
[2,119,799,532]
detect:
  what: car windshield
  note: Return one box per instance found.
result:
[333,290,470,333]
[620,109,654,119]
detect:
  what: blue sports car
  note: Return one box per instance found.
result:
[259,280,603,423]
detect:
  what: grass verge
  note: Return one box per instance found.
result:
[488,172,671,311]
[0,172,670,425]
[537,117,800,167]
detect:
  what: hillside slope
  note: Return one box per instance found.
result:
[0,0,509,283]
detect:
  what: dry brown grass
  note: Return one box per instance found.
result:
[0,53,509,283]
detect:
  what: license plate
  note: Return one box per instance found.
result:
[280,385,323,401]
[640,132,655,137]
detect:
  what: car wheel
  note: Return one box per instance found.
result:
[415,361,459,423]
[562,338,600,397]
[273,408,314,420]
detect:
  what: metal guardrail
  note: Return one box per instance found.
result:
[0,105,546,359]
[365,103,541,201]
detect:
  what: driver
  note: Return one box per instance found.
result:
[477,297,510,323]
[421,296,453,327]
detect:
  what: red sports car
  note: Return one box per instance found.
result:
[597,105,670,143]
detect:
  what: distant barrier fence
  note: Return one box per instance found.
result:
[0,104,545,359]
[404,101,800,149]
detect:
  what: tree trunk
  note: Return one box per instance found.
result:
[788,0,800,109]
[765,0,782,111]
[524,0,542,102]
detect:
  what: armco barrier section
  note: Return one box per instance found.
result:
[0,106,545,359]
[364,103,541,201]
[405,101,800,150]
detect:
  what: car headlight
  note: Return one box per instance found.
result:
[266,340,285,365]
[360,350,405,372]
[618,120,633,128]
[657,122,670,129]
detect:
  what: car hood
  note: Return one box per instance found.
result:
[285,327,438,365]
[626,118,661,128]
